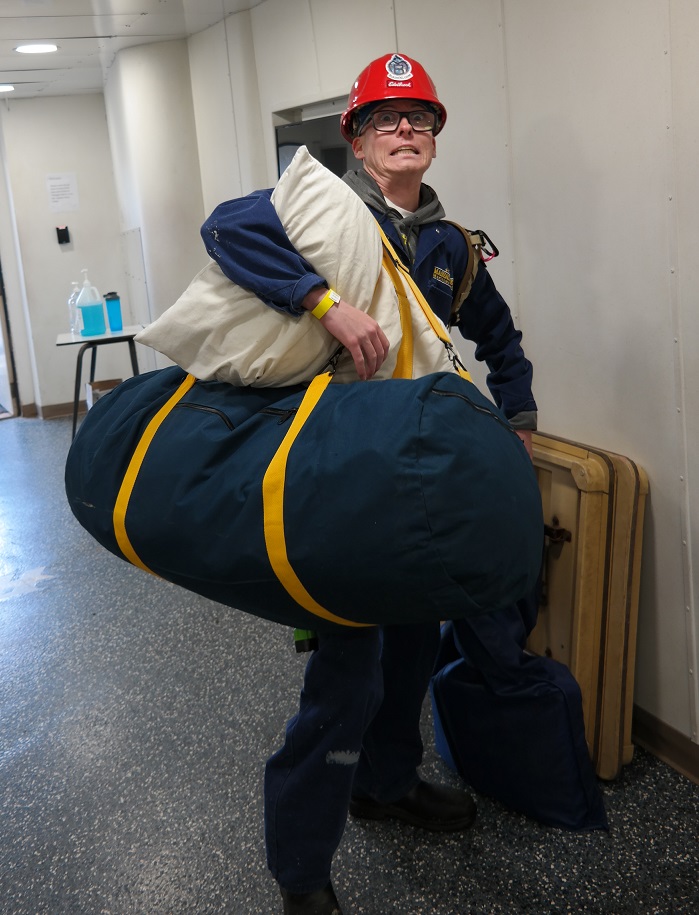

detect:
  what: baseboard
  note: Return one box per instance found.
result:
[632,704,699,785]
[21,402,38,418]
[38,401,85,420]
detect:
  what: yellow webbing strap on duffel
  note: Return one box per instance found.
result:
[113,372,196,574]
[378,226,472,383]
[262,371,371,628]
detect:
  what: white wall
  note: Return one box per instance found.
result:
[188,12,267,216]
[103,39,206,332]
[188,21,243,216]
[669,0,699,743]
[497,0,698,740]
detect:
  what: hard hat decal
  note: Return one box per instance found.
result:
[385,54,413,82]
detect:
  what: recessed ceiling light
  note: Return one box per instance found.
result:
[15,43,58,54]
[0,85,15,93]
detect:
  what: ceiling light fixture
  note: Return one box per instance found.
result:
[15,43,58,54]
[0,85,15,93]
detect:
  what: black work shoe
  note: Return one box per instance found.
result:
[349,779,477,832]
[280,881,343,915]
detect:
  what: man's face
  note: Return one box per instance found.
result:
[351,99,437,184]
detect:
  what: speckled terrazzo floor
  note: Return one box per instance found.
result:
[1,415,698,915]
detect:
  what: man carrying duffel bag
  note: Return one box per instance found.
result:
[201,54,537,915]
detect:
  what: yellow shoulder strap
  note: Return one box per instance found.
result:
[377,225,472,382]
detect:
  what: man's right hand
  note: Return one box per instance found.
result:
[303,290,390,381]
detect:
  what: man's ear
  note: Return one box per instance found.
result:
[352,136,365,160]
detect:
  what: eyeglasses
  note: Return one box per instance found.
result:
[366,109,437,133]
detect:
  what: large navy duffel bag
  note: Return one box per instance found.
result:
[65,366,543,632]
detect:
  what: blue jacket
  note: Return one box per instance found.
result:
[201,188,537,427]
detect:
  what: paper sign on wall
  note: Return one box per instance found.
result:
[46,173,80,212]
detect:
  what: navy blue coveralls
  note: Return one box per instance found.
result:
[201,188,537,893]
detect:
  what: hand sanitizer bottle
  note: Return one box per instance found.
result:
[75,268,106,336]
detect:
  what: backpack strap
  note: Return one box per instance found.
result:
[442,221,499,325]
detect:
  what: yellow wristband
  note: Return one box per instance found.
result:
[311,288,340,319]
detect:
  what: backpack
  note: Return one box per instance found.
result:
[445,222,499,324]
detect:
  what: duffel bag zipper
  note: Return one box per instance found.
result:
[432,389,516,435]
[173,402,235,429]
[259,407,298,424]
[173,402,298,428]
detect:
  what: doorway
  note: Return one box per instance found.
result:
[0,262,18,419]
[274,97,361,179]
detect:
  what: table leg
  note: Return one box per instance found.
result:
[72,343,94,440]
[68,335,138,440]
[127,340,140,377]
[89,346,98,383]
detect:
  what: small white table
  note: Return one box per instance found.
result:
[56,325,144,439]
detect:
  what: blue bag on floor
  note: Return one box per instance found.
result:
[430,599,608,830]
[65,366,543,633]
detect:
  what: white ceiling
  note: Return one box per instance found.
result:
[0,0,265,99]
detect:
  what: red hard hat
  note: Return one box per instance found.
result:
[340,53,447,142]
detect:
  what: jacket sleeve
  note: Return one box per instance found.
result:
[455,261,538,428]
[200,189,327,316]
